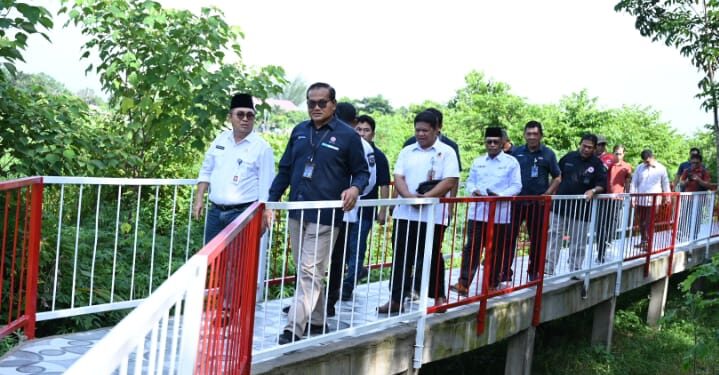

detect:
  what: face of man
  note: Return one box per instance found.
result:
[596,143,607,156]
[524,126,542,150]
[614,148,625,162]
[579,140,596,159]
[690,157,701,168]
[415,121,439,149]
[485,137,502,157]
[229,107,256,139]
[354,121,374,142]
[306,87,336,126]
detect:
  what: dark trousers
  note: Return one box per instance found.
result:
[390,219,445,303]
[636,205,652,244]
[327,223,348,304]
[509,202,545,280]
[595,200,613,262]
[459,220,511,288]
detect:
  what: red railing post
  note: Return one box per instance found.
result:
[476,199,496,336]
[532,196,553,327]
[666,193,680,278]
[24,180,43,339]
[644,195,657,277]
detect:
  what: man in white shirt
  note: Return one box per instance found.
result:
[630,149,671,248]
[377,110,460,314]
[193,93,275,243]
[450,127,521,295]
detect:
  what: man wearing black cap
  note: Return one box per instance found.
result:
[193,93,275,243]
[267,83,370,344]
[545,134,606,276]
[450,127,521,295]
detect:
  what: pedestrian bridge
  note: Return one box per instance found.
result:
[0,177,716,374]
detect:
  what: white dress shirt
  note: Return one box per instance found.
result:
[392,139,460,225]
[197,130,275,205]
[465,151,522,223]
[630,161,670,206]
[344,138,378,223]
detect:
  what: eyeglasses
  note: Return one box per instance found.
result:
[485,139,501,145]
[307,99,332,109]
[233,111,256,120]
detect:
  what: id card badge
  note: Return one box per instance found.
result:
[302,161,315,180]
[530,164,539,178]
[231,159,243,185]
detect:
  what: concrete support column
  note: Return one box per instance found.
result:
[591,297,616,350]
[647,277,669,327]
[504,326,536,375]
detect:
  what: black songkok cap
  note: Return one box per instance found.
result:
[485,127,503,138]
[230,93,254,110]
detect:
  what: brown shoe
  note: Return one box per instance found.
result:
[449,282,469,296]
[377,301,402,314]
[433,297,447,313]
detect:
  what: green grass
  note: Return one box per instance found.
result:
[420,274,719,375]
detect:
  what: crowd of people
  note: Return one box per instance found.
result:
[192,83,713,345]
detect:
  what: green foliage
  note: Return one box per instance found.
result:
[615,0,719,178]
[0,1,53,76]
[60,0,287,177]
[0,72,133,177]
[273,76,307,106]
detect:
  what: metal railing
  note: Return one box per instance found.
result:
[0,177,43,340]
[38,177,203,321]
[64,256,207,374]
[6,173,718,374]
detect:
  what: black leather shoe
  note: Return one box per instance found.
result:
[278,330,301,345]
[377,301,402,314]
[305,323,329,336]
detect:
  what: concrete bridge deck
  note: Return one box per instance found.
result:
[0,238,715,374]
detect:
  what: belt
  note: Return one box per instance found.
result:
[211,201,253,211]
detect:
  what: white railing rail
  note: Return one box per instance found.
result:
[65,255,207,375]
[38,177,205,321]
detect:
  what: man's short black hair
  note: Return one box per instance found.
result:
[580,133,598,147]
[335,102,357,124]
[641,149,654,160]
[414,110,439,129]
[690,147,701,155]
[306,82,336,101]
[357,114,376,132]
[524,120,543,135]
[424,107,443,128]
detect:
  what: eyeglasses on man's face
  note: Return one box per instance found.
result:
[233,111,256,120]
[307,99,332,109]
[485,139,501,145]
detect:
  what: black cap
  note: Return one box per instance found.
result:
[485,127,503,138]
[230,93,254,110]
[597,135,608,145]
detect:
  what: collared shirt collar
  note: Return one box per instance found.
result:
[484,150,505,161]
[225,130,256,145]
[307,117,338,131]
[411,137,440,151]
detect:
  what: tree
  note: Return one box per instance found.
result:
[0,1,53,76]
[60,0,287,177]
[273,76,307,106]
[615,0,719,178]
[357,95,394,115]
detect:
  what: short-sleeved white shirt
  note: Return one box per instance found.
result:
[197,130,275,205]
[393,139,460,225]
[465,152,522,223]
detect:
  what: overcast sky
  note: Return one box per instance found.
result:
[19,0,711,135]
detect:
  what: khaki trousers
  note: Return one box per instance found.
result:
[284,219,339,337]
